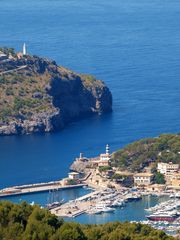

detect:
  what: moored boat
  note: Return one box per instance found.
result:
[146,212,179,222]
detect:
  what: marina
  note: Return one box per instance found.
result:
[49,188,164,217]
[0,145,179,236]
[63,190,180,235]
[1,183,180,236]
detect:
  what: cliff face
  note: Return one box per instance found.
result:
[0,51,112,135]
[48,69,112,130]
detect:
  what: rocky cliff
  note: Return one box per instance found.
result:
[0,48,112,135]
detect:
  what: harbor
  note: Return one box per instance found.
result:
[49,188,180,218]
[0,145,180,236]
[50,188,142,217]
[1,182,180,236]
[50,188,180,236]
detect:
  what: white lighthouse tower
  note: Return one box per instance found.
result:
[106,144,110,155]
[23,43,27,55]
[98,144,111,167]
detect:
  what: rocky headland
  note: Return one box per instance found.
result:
[70,134,180,173]
[0,47,112,135]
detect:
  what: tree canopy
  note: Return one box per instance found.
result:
[111,134,180,172]
[0,201,175,240]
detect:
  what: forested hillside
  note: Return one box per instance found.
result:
[111,134,180,172]
[0,201,175,240]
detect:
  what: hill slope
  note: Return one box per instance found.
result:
[111,134,180,172]
[0,48,112,135]
[0,201,175,240]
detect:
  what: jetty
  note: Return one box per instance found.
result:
[0,181,87,198]
[50,190,102,217]
[50,188,142,218]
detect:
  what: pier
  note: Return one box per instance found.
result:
[50,189,142,218]
[0,181,87,198]
[50,190,101,217]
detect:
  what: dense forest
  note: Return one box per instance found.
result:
[111,134,180,172]
[0,201,176,240]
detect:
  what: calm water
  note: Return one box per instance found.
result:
[1,187,92,207]
[72,195,168,224]
[0,0,180,222]
[1,189,169,224]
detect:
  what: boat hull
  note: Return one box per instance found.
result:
[146,216,177,222]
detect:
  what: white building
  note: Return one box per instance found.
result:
[68,172,80,180]
[157,162,179,175]
[134,173,153,186]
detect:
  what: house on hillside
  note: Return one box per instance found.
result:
[134,173,153,186]
[157,162,179,175]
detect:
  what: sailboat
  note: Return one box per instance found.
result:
[46,189,64,210]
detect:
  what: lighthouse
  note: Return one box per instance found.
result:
[98,144,111,167]
[23,43,27,55]
[106,144,110,155]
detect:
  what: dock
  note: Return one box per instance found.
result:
[0,181,87,198]
[50,190,100,217]
[50,189,143,218]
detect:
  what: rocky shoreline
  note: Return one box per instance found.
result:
[0,49,112,136]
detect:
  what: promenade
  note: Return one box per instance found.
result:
[0,181,87,198]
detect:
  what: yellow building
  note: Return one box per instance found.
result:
[171,172,180,187]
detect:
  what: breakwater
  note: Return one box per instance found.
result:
[0,181,87,198]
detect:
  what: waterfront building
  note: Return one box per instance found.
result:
[68,172,80,180]
[157,162,179,175]
[134,173,153,186]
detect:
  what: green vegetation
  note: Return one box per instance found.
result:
[66,179,78,185]
[111,134,180,172]
[0,71,55,122]
[0,47,16,56]
[111,173,130,180]
[80,74,103,87]
[98,166,112,172]
[111,173,124,180]
[0,201,175,240]
[0,50,105,124]
[154,171,166,184]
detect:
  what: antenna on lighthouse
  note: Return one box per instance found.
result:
[23,43,27,55]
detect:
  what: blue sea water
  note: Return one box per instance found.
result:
[1,188,168,223]
[0,0,180,222]
[1,187,92,207]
